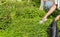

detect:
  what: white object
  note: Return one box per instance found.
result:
[55,0,60,10]
[39,18,47,24]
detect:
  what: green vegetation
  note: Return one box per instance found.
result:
[0,0,60,37]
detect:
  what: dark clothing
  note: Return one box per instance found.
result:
[47,19,58,37]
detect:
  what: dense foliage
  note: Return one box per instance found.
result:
[0,0,60,37]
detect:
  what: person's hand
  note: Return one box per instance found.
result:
[39,18,47,24]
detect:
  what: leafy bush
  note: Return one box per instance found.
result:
[0,1,60,37]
